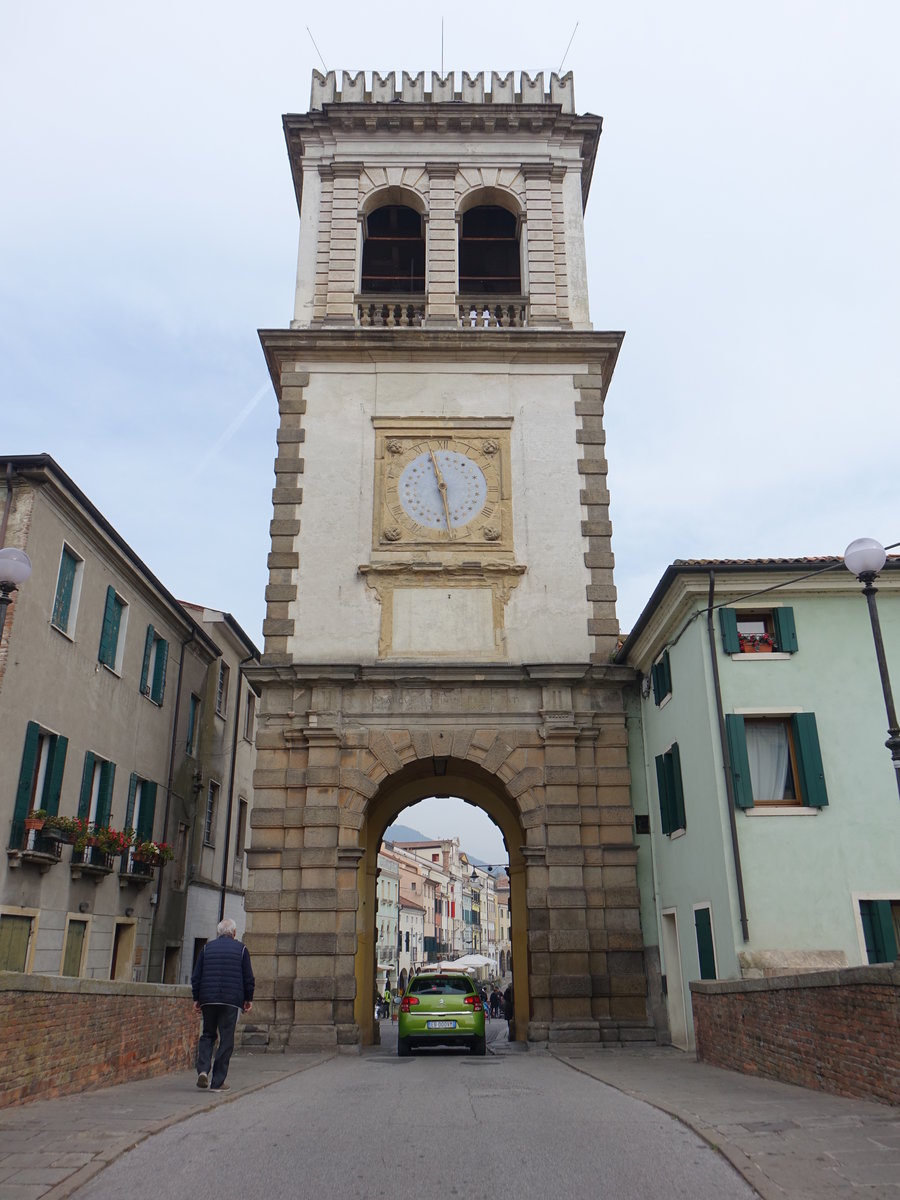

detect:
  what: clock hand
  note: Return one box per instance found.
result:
[429,448,455,539]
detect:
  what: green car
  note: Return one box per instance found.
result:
[398,971,486,1056]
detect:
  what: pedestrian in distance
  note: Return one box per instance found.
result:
[191,917,255,1092]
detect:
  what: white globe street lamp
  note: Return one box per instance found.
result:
[843,538,900,802]
[0,546,32,642]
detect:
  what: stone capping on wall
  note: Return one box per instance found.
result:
[690,964,899,1107]
[0,971,194,1107]
[311,70,575,113]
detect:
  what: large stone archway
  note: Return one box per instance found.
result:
[355,754,529,1046]
[243,666,650,1050]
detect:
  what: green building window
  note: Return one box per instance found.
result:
[651,650,672,705]
[726,713,828,809]
[859,899,899,964]
[655,742,686,836]
[98,586,128,672]
[719,606,798,655]
[694,906,717,979]
[51,545,83,636]
[139,626,169,705]
[11,721,68,847]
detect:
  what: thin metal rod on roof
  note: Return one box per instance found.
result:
[558,21,579,74]
[306,26,327,72]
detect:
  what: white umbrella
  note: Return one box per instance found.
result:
[449,954,497,969]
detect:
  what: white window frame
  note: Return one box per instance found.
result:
[50,543,84,638]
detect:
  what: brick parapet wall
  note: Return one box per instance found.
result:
[691,964,899,1106]
[0,972,195,1108]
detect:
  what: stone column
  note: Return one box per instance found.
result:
[522,162,559,326]
[321,162,363,326]
[424,162,459,327]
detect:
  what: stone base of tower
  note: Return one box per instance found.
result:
[242,662,656,1052]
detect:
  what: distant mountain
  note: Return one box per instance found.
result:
[383,823,504,872]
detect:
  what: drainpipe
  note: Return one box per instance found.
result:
[706,570,750,942]
[0,463,13,545]
[149,629,196,976]
[219,655,255,923]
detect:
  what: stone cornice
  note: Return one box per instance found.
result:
[258,328,623,399]
[245,661,637,688]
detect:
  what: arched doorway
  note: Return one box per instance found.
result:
[355,755,527,1046]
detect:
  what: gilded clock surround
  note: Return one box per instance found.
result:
[372,417,514,554]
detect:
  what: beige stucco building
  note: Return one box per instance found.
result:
[0,456,259,985]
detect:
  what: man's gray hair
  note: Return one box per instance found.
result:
[217,918,238,938]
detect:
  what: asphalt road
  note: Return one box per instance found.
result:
[73,1039,756,1200]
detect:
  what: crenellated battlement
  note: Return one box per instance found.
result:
[310,70,575,113]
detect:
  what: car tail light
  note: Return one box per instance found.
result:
[465,995,483,1012]
[400,996,418,1013]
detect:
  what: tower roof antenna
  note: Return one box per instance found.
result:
[306,26,328,72]
[558,20,579,74]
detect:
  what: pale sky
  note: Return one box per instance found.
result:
[3,3,898,859]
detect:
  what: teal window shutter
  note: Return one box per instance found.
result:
[773,607,798,653]
[52,549,77,631]
[78,752,95,819]
[140,626,154,694]
[96,761,115,827]
[43,735,68,816]
[725,714,755,808]
[694,907,717,979]
[652,651,672,705]
[719,608,740,654]
[137,782,157,841]
[13,722,41,827]
[655,754,673,835]
[669,742,686,831]
[859,900,898,963]
[98,587,121,667]
[792,713,828,807]
[125,773,138,831]
[151,638,168,705]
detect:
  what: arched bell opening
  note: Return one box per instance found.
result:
[354,755,528,1046]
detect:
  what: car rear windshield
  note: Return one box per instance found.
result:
[408,975,474,996]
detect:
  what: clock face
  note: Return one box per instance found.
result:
[374,426,512,550]
[398,450,488,531]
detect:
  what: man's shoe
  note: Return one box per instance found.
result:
[210,1082,230,1092]
[196,1072,209,1089]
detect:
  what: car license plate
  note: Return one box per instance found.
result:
[427,1020,456,1029]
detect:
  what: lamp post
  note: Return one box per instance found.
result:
[0,547,32,643]
[843,538,900,802]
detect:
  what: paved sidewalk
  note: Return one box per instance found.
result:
[2,1042,898,1200]
[0,1052,331,1200]
[552,1045,900,1199]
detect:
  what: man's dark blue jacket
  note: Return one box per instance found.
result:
[192,934,255,1008]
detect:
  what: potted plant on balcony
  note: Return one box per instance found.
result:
[95,826,133,857]
[42,814,79,843]
[738,632,776,653]
[24,809,48,831]
[134,839,174,866]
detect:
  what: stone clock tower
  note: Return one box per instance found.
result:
[246,69,650,1049]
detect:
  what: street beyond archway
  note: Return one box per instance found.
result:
[74,1032,753,1200]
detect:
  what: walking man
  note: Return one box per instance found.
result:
[191,917,255,1092]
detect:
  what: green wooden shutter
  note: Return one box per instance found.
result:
[719,608,741,654]
[140,626,154,694]
[137,782,157,841]
[78,752,96,820]
[655,753,673,835]
[0,915,32,973]
[151,638,168,704]
[652,651,672,705]
[96,761,115,827]
[651,662,662,705]
[61,920,86,977]
[773,607,798,654]
[43,735,68,816]
[13,722,41,826]
[52,549,76,631]
[669,742,686,831]
[694,907,717,979]
[725,714,755,808]
[98,587,120,667]
[125,773,138,831]
[860,900,898,964]
[792,713,828,808]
